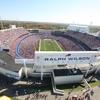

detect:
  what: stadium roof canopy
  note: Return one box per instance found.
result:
[67,24,89,33]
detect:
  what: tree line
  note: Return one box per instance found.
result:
[0,20,68,30]
[1,20,100,33]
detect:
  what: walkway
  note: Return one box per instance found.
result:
[0,74,100,100]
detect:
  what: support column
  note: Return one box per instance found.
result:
[41,56,43,80]
[23,59,28,78]
[85,63,91,77]
[41,65,43,80]
[32,63,35,69]
[95,64,100,74]
[74,64,77,69]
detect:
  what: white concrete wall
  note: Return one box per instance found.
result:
[21,67,52,78]
[0,67,19,80]
[26,68,53,73]
[54,75,83,85]
[15,59,34,64]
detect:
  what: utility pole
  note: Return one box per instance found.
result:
[0,16,4,30]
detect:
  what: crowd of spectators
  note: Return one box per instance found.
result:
[0,74,49,100]
[1,28,100,59]
[49,33,82,51]
[18,32,82,59]
[65,30,100,49]
[18,34,41,59]
[0,28,29,58]
[0,27,29,48]
[8,34,29,59]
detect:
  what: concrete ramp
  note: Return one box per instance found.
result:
[82,78,91,90]
[50,73,64,95]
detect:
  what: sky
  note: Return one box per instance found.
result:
[0,0,100,26]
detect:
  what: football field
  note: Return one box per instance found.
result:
[39,39,63,51]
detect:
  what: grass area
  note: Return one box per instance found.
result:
[11,97,19,100]
[57,80,100,92]
[23,83,84,92]
[56,83,84,92]
[89,80,100,87]
[24,80,100,92]
[57,41,65,51]
[40,39,63,51]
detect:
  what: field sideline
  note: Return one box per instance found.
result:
[39,39,63,51]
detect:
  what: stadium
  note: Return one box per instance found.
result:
[0,25,100,94]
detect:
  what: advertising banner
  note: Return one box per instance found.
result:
[35,51,98,65]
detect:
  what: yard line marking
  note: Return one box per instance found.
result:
[39,39,41,51]
[51,40,57,51]
[54,40,63,51]
[44,39,46,51]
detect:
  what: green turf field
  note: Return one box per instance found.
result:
[39,39,63,51]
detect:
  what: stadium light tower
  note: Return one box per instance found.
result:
[90,21,93,26]
[17,19,20,27]
[90,22,93,34]
[0,16,4,30]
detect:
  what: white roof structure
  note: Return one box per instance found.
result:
[67,25,89,33]
[97,31,100,38]
[9,25,16,29]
